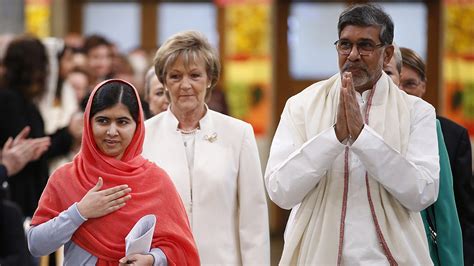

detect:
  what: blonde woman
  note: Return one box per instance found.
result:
[143,31,270,265]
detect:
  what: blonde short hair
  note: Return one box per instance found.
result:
[153,31,220,100]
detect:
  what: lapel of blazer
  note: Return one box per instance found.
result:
[157,111,193,207]
[194,110,218,177]
[161,110,191,173]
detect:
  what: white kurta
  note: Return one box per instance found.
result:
[143,109,270,265]
[265,73,439,265]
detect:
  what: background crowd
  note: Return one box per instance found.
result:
[0,3,473,265]
[0,32,231,265]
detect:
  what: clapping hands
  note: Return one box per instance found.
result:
[1,126,50,176]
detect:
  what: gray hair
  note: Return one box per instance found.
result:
[143,67,155,101]
[338,4,394,45]
[392,43,402,74]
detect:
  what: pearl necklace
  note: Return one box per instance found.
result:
[178,126,200,135]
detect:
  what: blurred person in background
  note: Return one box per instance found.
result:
[83,34,113,87]
[1,127,49,266]
[37,38,87,181]
[128,47,150,95]
[39,39,80,135]
[0,34,14,62]
[143,67,169,118]
[400,46,474,266]
[63,32,84,51]
[206,85,228,115]
[143,31,270,265]
[69,49,88,71]
[0,197,29,266]
[50,66,90,175]
[66,67,91,105]
[1,127,50,184]
[0,34,15,83]
[111,54,157,120]
[384,44,463,266]
[0,35,77,218]
[382,43,402,86]
[112,54,137,88]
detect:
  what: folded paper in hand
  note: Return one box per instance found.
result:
[125,214,156,256]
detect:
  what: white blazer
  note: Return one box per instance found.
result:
[143,109,270,265]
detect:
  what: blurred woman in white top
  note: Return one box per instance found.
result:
[143,67,169,117]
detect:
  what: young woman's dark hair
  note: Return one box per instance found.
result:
[55,45,79,102]
[1,36,48,99]
[90,80,139,122]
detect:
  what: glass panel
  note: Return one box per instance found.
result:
[379,2,427,60]
[0,0,23,35]
[83,2,141,53]
[157,3,218,48]
[288,3,346,79]
[288,2,427,80]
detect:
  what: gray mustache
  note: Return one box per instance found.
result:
[342,64,367,73]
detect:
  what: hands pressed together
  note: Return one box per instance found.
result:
[335,72,365,142]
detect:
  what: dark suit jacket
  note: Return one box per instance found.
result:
[438,116,474,266]
[0,88,72,216]
[0,165,7,184]
[0,200,29,266]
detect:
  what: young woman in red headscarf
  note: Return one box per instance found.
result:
[28,79,199,266]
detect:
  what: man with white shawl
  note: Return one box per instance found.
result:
[265,4,439,265]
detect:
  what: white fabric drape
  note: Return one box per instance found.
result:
[266,73,438,265]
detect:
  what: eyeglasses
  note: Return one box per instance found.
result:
[400,79,422,89]
[334,40,385,56]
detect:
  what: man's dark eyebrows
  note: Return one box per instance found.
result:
[357,38,376,43]
[338,38,375,43]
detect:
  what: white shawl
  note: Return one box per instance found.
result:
[280,73,431,265]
